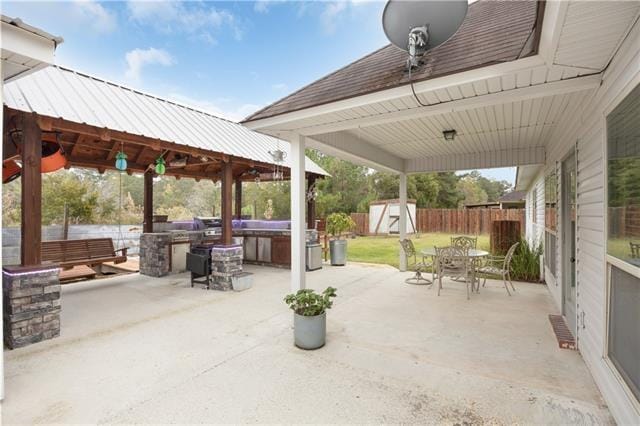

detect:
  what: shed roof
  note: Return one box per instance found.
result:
[3,65,328,177]
[498,190,526,203]
[244,0,540,123]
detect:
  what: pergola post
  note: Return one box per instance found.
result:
[221,160,233,245]
[399,173,408,272]
[235,177,242,220]
[143,170,154,233]
[307,175,316,229]
[290,133,306,291]
[20,112,42,266]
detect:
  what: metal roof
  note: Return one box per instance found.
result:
[3,65,328,176]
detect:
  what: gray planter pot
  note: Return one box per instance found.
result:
[329,239,347,266]
[293,312,326,350]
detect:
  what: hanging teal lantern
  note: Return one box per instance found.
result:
[115,151,127,171]
[155,156,166,175]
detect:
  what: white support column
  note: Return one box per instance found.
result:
[290,133,306,292]
[399,173,408,272]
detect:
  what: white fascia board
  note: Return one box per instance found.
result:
[299,75,601,136]
[537,0,570,66]
[405,147,545,174]
[2,22,57,64]
[515,164,544,191]
[307,133,404,173]
[244,55,547,132]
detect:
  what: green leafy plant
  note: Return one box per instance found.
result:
[284,287,337,316]
[509,238,543,282]
[326,212,356,239]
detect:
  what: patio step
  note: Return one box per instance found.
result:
[548,314,576,350]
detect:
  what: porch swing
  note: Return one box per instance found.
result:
[39,141,129,280]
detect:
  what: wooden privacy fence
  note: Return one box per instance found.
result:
[350,208,525,236]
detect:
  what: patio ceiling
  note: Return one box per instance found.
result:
[243,0,640,174]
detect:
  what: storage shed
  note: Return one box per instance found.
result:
[369,199,416,235]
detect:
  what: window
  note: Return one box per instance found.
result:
[545,231,557,277]
[608,266,640,401]
[544,172,558,277]
[606,83,640,402]
[607,83,640,265]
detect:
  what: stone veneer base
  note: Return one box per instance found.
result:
[3,265,61,349]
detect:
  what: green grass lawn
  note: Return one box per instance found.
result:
[346,233,490,269]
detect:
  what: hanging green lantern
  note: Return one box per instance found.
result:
[155,156,166,175]
[115,151,127,171]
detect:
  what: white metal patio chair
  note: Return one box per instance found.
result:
[476,242,520,296]
[451,235,478,250]
[434,246,473,299]
[399,239,433,285]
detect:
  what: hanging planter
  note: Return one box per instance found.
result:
[155,156,166,175]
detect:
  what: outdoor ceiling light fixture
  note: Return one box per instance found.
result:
[115,142,127,171]
[155,156,166,175]
[443,129,457,141]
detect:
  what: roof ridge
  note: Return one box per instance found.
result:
[51,65,241,125]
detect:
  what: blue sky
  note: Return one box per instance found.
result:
[2,0,514,185]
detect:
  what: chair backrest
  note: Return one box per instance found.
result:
[42,238,117,263]
[399,239,417,258]
[435,246,470,276]
[503,242,520,270]
[87,238,117,258]
[451,236,477,251]
[630,242,640,258]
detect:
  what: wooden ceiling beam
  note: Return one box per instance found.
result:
[106,140,121,160]
[70,134,87,157]
[66,156,220,180]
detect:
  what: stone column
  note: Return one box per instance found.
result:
[3,265,61,349]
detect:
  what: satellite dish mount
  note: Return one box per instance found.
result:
[407,24,429,68]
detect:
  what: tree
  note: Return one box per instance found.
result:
[455,175,488,208]
[41,170,100,225]
[306,149,371,216]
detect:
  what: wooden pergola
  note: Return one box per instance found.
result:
[3,107,322,267]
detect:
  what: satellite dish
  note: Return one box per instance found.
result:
[382,0,468,68]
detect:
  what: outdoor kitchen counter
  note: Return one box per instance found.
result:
[234,229,291,267]
[233,228,318,268]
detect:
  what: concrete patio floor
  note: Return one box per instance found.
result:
[2,263,612,424]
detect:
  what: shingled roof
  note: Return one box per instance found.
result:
[244,0,541,122]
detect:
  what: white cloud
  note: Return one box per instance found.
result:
[125,47,174,82]
[272,83,288,91]
[167,93,262,123]
[72,0,116,33]
[320,2,347,34]
[126,1,243,42]
[254,0,270,14]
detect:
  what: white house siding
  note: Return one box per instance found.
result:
[524,20,640,424]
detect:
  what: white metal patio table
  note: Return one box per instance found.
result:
[421,248,489,292]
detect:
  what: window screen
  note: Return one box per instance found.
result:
[608,265,640,401]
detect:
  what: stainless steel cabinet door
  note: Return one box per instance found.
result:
[257,237,271,262]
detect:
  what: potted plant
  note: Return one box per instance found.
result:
[326,212,356,266]
[284,287,337,350]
